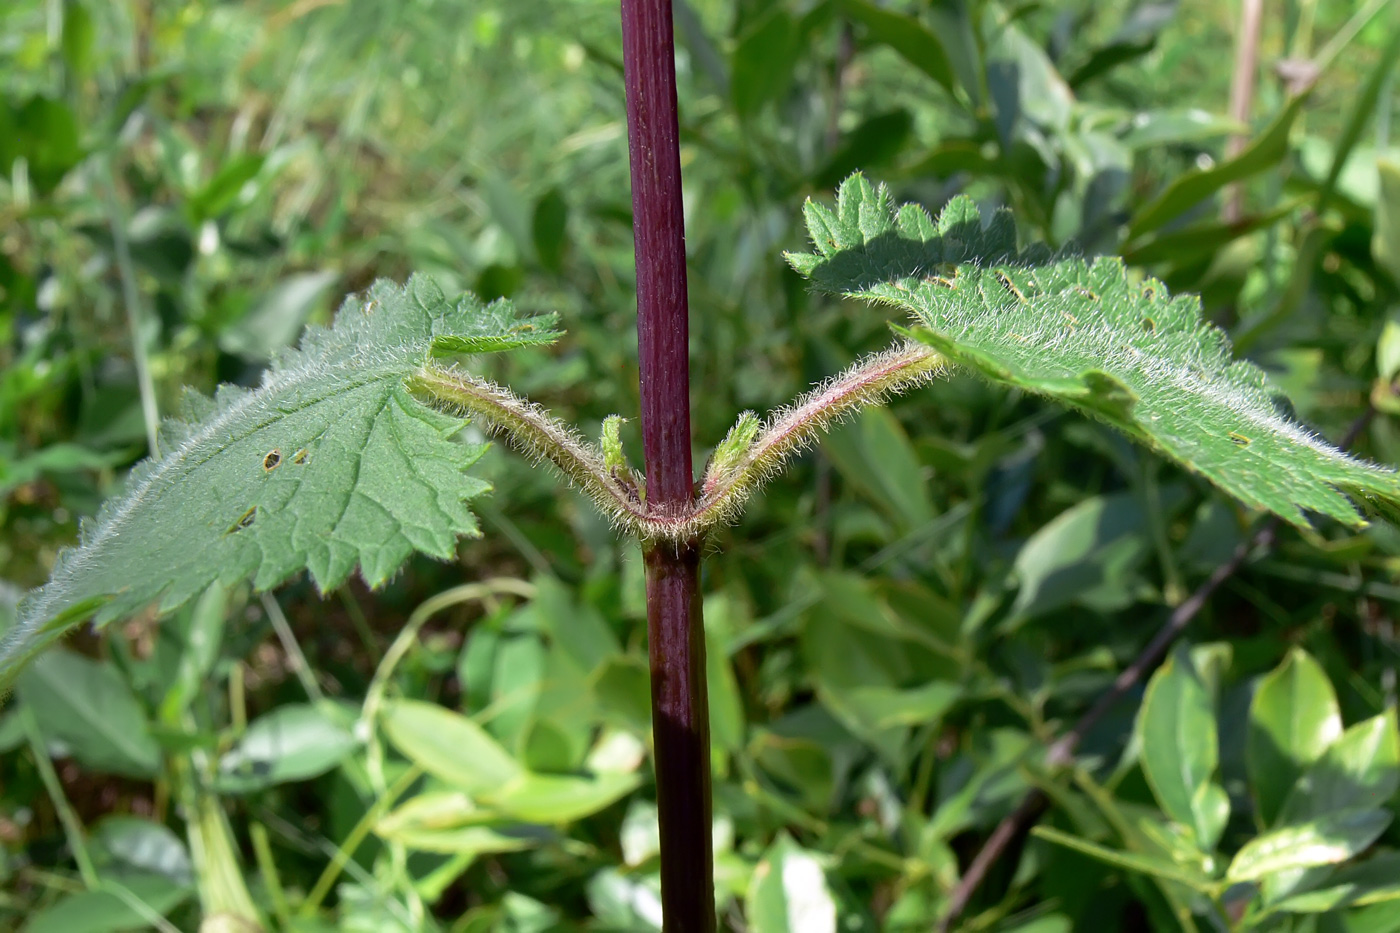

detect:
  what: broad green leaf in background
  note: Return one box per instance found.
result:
[90,816,193,885]
[1135,648,1224,849]
[21,873,192,933]
[216,702,358,793]
[730,6,802,119]
[17,649,162,778]
[0,276,561,690]
[218,270,339,362]
[381,699,523,796]
[746,834,837,933]
[838,0,955,96]
[1374,158,1400,284]
[1226,809,1393,882]
[1010,491,1157,620]
[1273,851,1400,913]
[1127,94,1310,238]
[788,175,1400,529]
[1247,648,1344,827]
[375,791,549,856]
[822,406,933,529]
[380,700,639,824]
[1278,709,1400,824]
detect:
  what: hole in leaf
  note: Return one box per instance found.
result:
[1229,432,1252,447]
[226,506,257,534]
[994,270,1026,302]
[1143,317,1156,333]
[292,448,309,465]
[263,449,282,471]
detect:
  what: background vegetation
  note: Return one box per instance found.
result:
[1,0,1399,930]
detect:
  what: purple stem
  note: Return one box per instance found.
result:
[619,0,715,928]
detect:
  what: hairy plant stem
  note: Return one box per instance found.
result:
[412,344,942,542]
[620,0,714,924]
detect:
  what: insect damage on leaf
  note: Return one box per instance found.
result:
[788,173,1400,528]
[0,275,562,690]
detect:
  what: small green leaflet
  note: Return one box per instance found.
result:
[0,276,560,689]
[788,174,1400,527]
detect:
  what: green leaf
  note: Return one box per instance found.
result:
[839,0,955,95]
[730,7,801,119]
[1128,93,1310,238]
[1378,316,1400,385]
[1226,809,1393,882]
[219,270,338,361]
[1011,491,1156,620]
[531,187,569,274]
[216,702,358,793]
[376,791,550,855]
[1030,826,1215,890]
[788,175,1400,529]
[90,816,193,884]
[1274,851,1400,913]
[381,700,638,824]
[1374,159,1400,284]
[822,407,933,529]
[490,771,640,824]
[746,834,838,933]
[0,276,560,690]
[188,153,266,222]
[1279,709,1400,824]
[381,699,523,796]
[815,109,913,191]
[21,873,192,933]
[1247,648,1344,827]
[17,650,162,778]
[60,0,96,79]
[1136,647,1222,847]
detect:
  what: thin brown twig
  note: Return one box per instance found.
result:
[935,404,1377,931]
[1223,0,1264,223]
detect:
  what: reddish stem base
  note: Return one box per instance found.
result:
[645,541,714,931]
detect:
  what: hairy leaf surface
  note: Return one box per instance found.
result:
[788,175,1400,526]
[0,276,560,688]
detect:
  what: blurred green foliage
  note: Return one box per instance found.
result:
[2,0,1400,930]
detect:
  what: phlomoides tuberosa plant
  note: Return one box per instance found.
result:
[5,0,1400,928]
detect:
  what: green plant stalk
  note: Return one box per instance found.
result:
[23,706,98,888]
[174,755,264,931]
[412,343,943,542]
[98,162,161,458]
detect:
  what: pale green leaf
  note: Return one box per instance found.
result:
[216,702,358,793]
[1279,709,1400,824]
[1376,159,1400,284]
[17,649,161,778]
[1274,851,1400,913]
[0,276,559,690]
[21,873,192,933]
[381,699,523,796]
[747,834,837,933]
[1226,809,1392,882]
[490,771,641,824]
[1136,647,1220,848]
[788,175,1400,528]
[1247,648,1344,827]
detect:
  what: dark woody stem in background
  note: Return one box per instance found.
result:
[619,0,716,928]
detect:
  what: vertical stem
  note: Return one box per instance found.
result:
[1222,0,1262,223]
[619,0,715,928]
